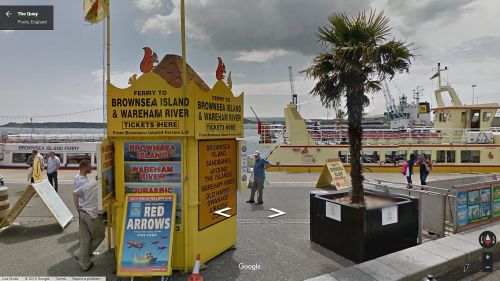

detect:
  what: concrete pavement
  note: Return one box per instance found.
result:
[0,170,497,280]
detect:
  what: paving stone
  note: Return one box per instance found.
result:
[304,274,339,281]
[356,259,405,281]
[330,266,377,281]
[433,236,480,253]
[377,247,446,276]
[419,240,466,260]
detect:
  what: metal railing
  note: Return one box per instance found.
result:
[259,125,498,145]
[366,180,452,242]
[1,133,105,144]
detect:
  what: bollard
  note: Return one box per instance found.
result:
[0,185,10,221]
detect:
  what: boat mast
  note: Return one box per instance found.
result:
[289,66,297,105]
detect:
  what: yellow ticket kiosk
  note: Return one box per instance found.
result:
[106,52,244,272]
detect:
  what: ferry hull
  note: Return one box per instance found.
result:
[268,164,500,173]
[266,144,500,173]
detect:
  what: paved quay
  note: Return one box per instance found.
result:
[0,170,497,280]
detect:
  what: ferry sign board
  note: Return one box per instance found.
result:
[97,140,115,211]
[107,72,244,138]
[195,80,244,139]
[117,193,176,277]
[198,139,237,230]
[107,72,195,137]
[123,141,183,231]
[316,159,351,190]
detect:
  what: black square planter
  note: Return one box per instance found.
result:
[310,189,419,263]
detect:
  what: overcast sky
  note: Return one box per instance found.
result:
[1,0,499,123]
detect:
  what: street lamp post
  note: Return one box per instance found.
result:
[471,84,477,104]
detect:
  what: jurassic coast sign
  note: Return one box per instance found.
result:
[107,64,243,139]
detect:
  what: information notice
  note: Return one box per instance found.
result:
[97,140,115,211]
[124,141,183,230]
[198,139,237,229]
[117,194,176,276]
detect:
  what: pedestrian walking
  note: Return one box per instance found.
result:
[32,150,44,183]
[416,153,432,186]
[246,151,270,205]
[402,153,416,189]
[72,160,104,271]
[47,151,61,192]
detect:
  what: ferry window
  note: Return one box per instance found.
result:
[414,150,432,161]
[361,151,379,163]
[447,151,456,163]
[338,151,350,163]
[461,150,480,163]
[398,151,407,162]
[384,151,398,163]
[12,153,31,164]
[483,112,492,122]
[44,153,64,163]
[436,151,446,163]
[67,153,92,165]
[437,150,455,163]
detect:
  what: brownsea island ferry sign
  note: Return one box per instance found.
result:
[107,72,243,139]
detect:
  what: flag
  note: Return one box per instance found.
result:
[429,71,439,80]
[83,0,108,24]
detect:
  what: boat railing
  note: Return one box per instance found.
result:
[260,125,497,145]
[1,133,105,144]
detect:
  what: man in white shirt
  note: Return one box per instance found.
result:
[47,151,61,192]
[72,160,104,271]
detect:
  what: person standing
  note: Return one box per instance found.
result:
[72,160,104,271]
[405,154,416,189]
[417,153,432,186]
[26,154,34,183]
[47,151,61,192]
[32,150,44,183]
[246,151,270,205]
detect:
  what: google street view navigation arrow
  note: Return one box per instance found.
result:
[268,208,286,219]
[214,207,232,218]
[5,11,11,17]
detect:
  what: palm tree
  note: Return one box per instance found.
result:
[304,10,413,204]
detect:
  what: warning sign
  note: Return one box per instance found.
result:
[198,139,237,230]
[316,159,351,190]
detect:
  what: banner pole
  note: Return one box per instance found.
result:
[180,0,189,272]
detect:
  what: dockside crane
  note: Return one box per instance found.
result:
[383,80,398,119]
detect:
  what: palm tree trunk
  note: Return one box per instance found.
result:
[347,91,365,204]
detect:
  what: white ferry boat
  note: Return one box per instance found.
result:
[0,133,102,169]
[259,65,500,173]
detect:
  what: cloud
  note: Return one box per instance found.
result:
[234,49,291,62]
[134,0,168,12]
[387,0,477,36]
[91,69,136,88]
[139,0,371,55]
[139,2,204,39]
